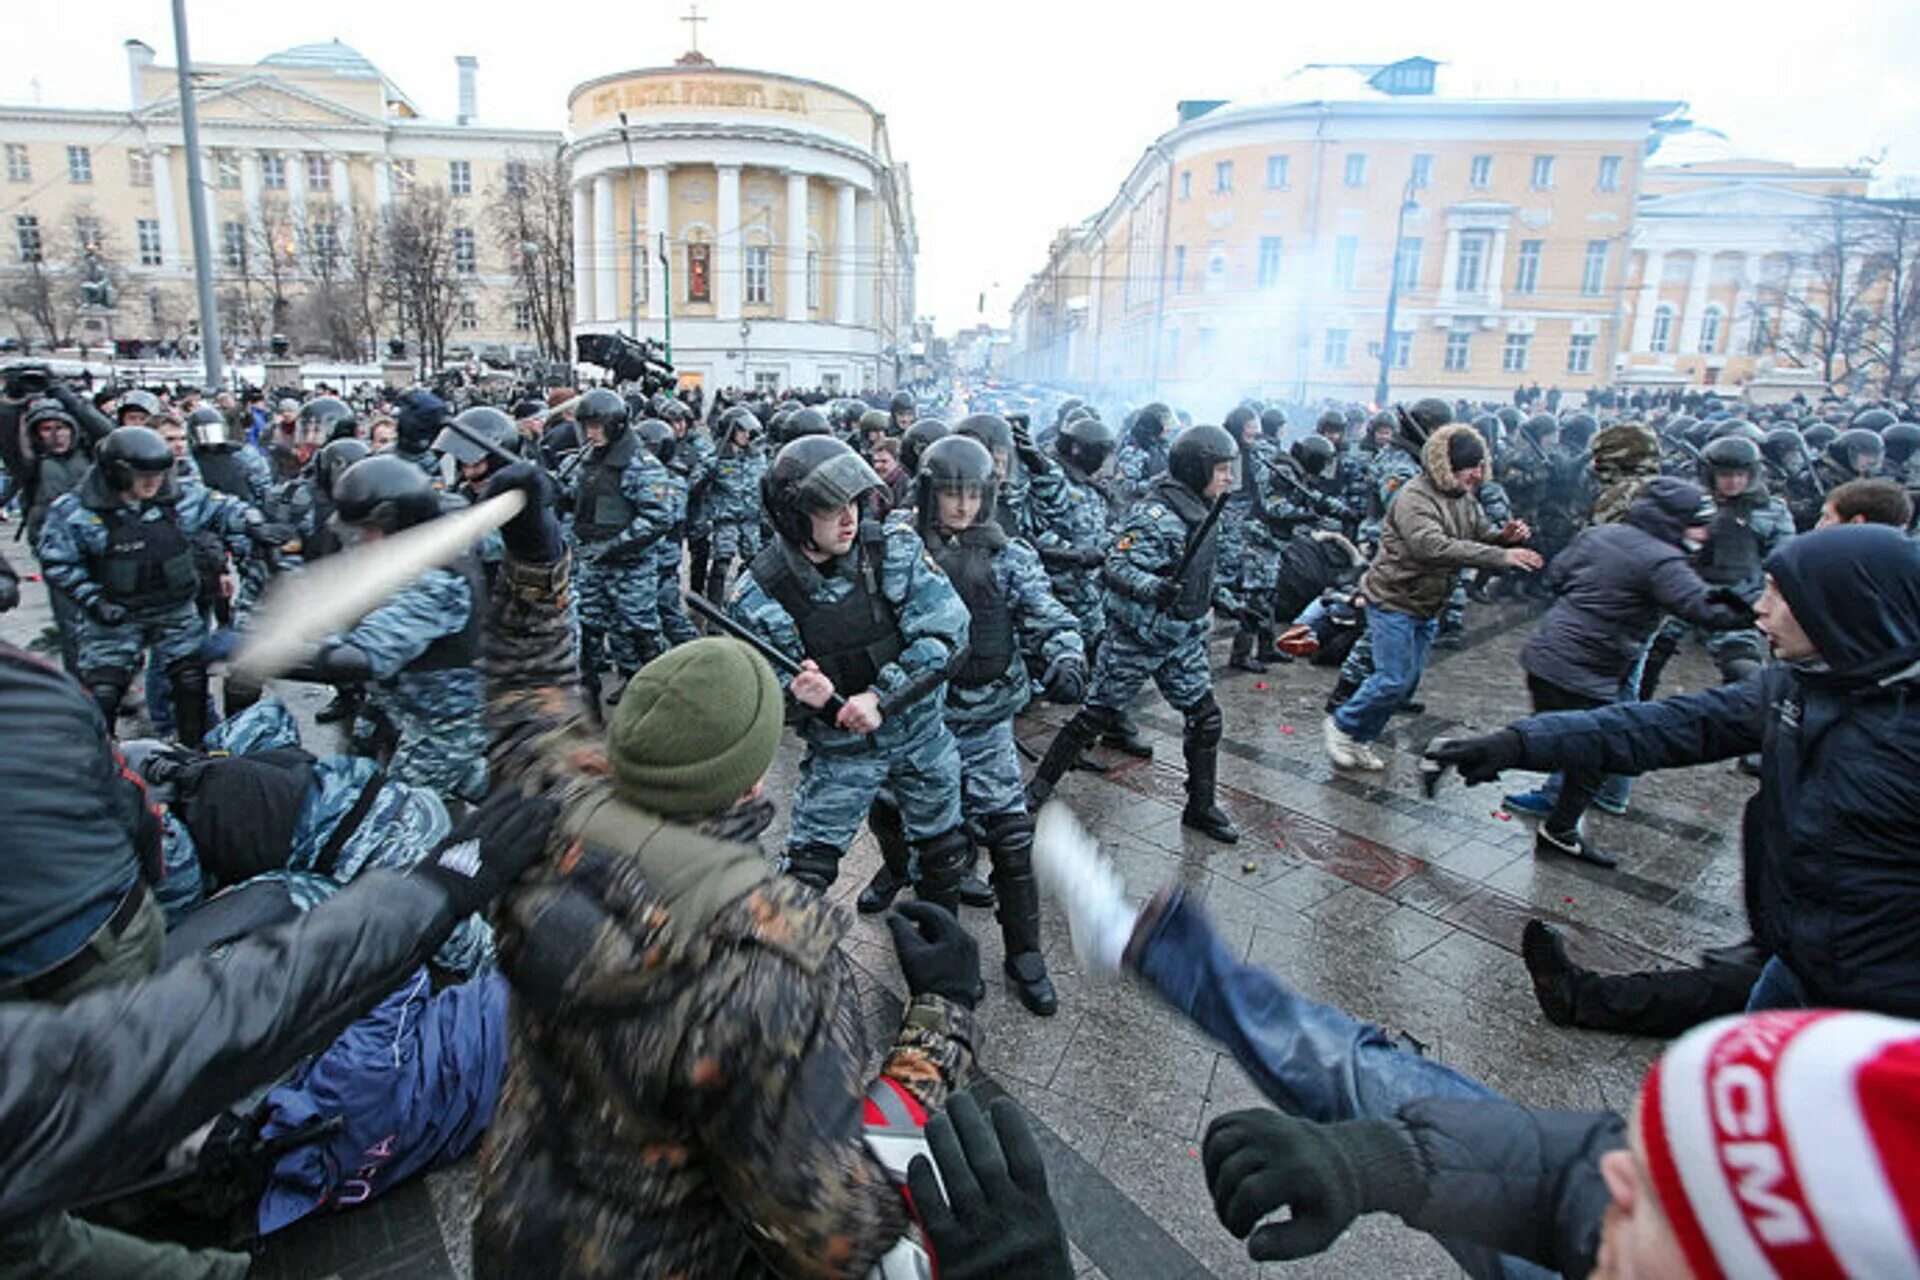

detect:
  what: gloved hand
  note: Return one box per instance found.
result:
[1704,585,1756,624]
[906,1092,1071,1280]
[1076,546,1107,569]
[1040,652,1087,704]
[1214,588,1251,623]
[1422,729,1525,786]
[1150,576,1182,610]
[87,598,129,627]
[410,788,560,918]
[484,461,565,561]
[1010,419,1049,477]
[886,901,981,1009]
[249,520,297,548]
[595,535,650,568]
[1202,1109,1425,1262]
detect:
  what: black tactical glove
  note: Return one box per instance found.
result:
[1010,420,1050,478]
[410,788,560,918]
[1423,729,1526,786]
[1203,1109,1426,1263]
[1703,585,1756,625]
[1040,652,1087,704]
[249,520,298,548]
[886,901,982,1009]
[87,598,129,627]
[1150,576,1182,610]
[595,534,651,568]
[907,1092,1071,1280]
[484,461,565,562]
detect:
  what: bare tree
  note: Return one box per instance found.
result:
[340,197,390,359]
[486,150,573,360]
[1,202,127,347]
[382,185,469,373]
[1760,201,1876,387]
[292,207,359,359]
[249,194,299,336]
[1855,201,1920,401]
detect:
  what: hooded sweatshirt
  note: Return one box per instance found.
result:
[1360,424,1511,617]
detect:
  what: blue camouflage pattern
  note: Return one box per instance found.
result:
[1092,493,1223,713]
[1026,460,1113,646]
[569,443,675,675]
[940,536,1083,726]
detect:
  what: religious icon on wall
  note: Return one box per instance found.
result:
[688,242,711,302]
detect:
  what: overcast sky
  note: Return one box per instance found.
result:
[8,0,1918,331]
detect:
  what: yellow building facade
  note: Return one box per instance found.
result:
[0,39,562,355]
[1009,60,1681,406]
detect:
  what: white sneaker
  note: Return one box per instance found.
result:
[1353,741,1389,771]
[1323,717,1363,769]
[1033,803,1139,980]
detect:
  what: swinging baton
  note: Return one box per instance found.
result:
[684,592,848,719]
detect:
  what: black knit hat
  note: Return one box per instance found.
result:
[1447,431,1486,472]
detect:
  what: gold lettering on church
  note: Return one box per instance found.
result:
[590,80,810,119]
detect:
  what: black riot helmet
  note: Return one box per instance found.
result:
[637,418,676,465]
[782,406,832,443]
[1404,398,1454,437]
[97,425,175,491]
[1761,427,1808,473]
[898,419,950,475]
[1523,412,1559,445]
[1709,419,1766,448]
[1831,427,1885,477]
[889,390,917,427]
[953,413,1014,480]
[297,395,358,441]
[1851,407,1898,434]
[185,405,239,450]
[1882,421,1920,468]
[1291,434,1336,477]
[1258,407,1287,441]
[1223,404,1259,444]
[718,405,763,457]
[1131,403,1172,448]
[915,435,998,536]
[1472,412,1502,454]
[1315,409,1348,441]
[1166,423,1239,497]
[313,438,370,499]
[1496,405,1523,432]
[332,454,442,533]
[394,390,450,454]
[763,436,884,549]
[1802,421,1838,455]
[1558,411,1598,452]
[1699,435,1762,488]
[575,387,630,441]
[116,389,161,424]
[435,406,521,471]
[1053,397,1086,429]
[1057,413,1117,476]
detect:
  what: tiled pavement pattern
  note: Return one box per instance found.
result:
[4,569,1755,1278]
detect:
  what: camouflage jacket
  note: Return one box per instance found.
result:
[926,530,1083,725]
[474,548,977,1280]
[1025,459,1113,598]
[1102,477,1236,642]
[708,448,767,524]
[38,466,261,614]
[1113,440,1167,515]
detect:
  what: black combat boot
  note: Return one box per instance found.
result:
[986,814,1056,1016]
[958,841,997,910]
[170,661,212,750]
[1180,696,1240,843]
[687,537,711,603]
[703,561,731,607]
[912,828,972,918]
[1228,629,1269,673]
[1026,707,1109,808]
[859,797,915,914]
[782,842,843,894]
[1100,709,1153,758]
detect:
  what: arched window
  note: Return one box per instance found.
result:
[1698,305,1723,353]
[1649,304,1675,354]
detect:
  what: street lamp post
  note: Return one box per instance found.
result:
[1375,174,1419,408]
[170,0,224,391]
[739,319,751,387]
[618,112,640,340]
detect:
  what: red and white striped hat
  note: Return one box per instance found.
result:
[1638,1010,1920,1279]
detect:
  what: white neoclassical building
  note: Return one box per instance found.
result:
[566,52,917,394]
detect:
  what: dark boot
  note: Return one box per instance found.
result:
[580,668,605,727]
[782,842,843,893]
[1535,825,1617,869]
[912,827,972,918]
[859,798,915,913]
[703,561,731,607]
[958,842,997,909]
[169,661,212,750]
[1228,629,1268,673]
[687,538,711,602]
[1180,696,1239,843]
[1255,627,1292,665]
[986,814,1056,1016]
[1520,920,1579,1026]
[1026,708,1106,808]
[1100,709,1153,758]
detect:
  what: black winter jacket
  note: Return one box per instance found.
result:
[1510,525,1920,1016]
[0,870,465,1225]
[1519,478,1748,700]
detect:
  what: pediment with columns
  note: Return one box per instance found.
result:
[1637,181,1844,223]
[136,75,387,133]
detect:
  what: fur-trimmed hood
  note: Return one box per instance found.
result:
[1421,423,1485,495]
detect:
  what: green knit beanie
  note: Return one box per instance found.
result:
[607,637,784,818]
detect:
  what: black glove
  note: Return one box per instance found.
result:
[1704,585,1756,625]
[1076,546,1107,569]
[906,1092,1071,1280]
[1010,420,1049,477]
[249,520,297,548]
[484,461,565,562]
[1422,729,1525,786]
[87,598,129,627]
[1150,576,1182,609]
[410,788,560,918]
[886,900,981,1009]
[1202,1109,1425,1263]
[595,535,650,568]
[1040,652,1087,704]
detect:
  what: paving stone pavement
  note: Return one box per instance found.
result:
[4,559,1756,1278]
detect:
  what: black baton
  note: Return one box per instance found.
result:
[684,592,848,718]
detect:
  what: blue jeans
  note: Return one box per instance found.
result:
[1333,607,1435,744]
[1135,891,1554,1280]
[1745,956,1810,1012]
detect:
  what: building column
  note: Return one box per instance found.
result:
[1486,227,1509,310]
[784,170,810,322]
[1728,253,1758,356]
[1440,226,1464,296]
[715,164,742,320]
[284,150,307,229]
[330,154,353,249]
[1678,252,1711,354]
[1630,249,1667,353]
[372,154,392,209]
[646,166,669,312]
[593,171,617,322]
[241,150,262,230]
[834,181,858,325]
[572,178,594,327]
[854,191,875,328]
[148,147,181,271]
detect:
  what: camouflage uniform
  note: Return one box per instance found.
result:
[1112,438,1167,515]
[1642,483,1795,692]
[704,447,767,599]
[728,522,973,895]
[1358,441,1422,547]
[1026,458,1113,647]
[475,546,975,1280]
[329,560,489,802]
[1589,425,1663,527]
[567,433,674,681]
[651,462,699,646]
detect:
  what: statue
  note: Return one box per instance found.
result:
[78,250,114,309]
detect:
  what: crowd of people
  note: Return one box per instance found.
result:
[2,353,1918,1279]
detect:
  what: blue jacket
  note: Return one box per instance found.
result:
[1509,525,1920,1016]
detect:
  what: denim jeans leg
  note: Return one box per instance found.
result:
[1745,956,1811,1012]
[1333,608,1425,744]
[1133,891,1555,1280]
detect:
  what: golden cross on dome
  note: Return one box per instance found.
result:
[681,4,708,55]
